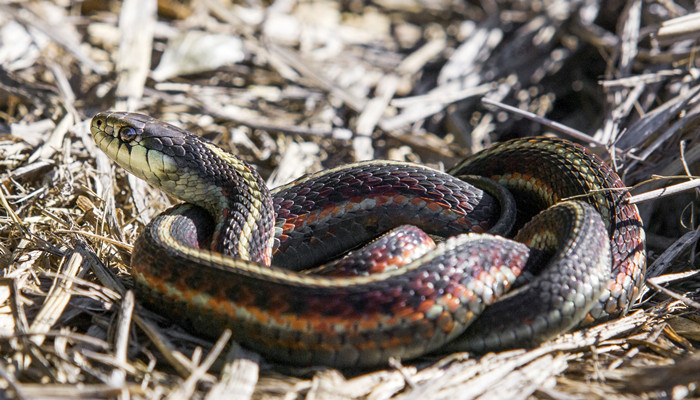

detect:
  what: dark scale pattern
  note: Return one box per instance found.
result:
[308,225,436,276]
[271,162,502,270]
[444,201,610,353]
[131,206,530,367]
[154,130,275,264]
[450,137,646,323]
[91,112,646,367]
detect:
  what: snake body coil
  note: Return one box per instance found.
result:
[90,112,646,367]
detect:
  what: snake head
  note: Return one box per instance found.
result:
[90,112,274,263]
[91,112,181,185]
[90,111,232,212]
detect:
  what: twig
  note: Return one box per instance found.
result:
[646,280,700,311]
[480,98,608,147]
[626,178,700,204]
[645,228,700,279]
[170,330,233,399]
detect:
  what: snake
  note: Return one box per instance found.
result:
[90,111,646,368]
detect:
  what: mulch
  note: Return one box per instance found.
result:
[1,0,699,398]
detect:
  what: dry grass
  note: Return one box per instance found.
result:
[0,0,699,399]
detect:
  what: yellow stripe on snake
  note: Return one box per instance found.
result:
[90,111,646,367]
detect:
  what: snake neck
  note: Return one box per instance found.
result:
[133,124,277,265]
[212,178,275,265]
[90,111,276,265]
[190,142,276,265]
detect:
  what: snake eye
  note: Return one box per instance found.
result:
[119,126,138,141]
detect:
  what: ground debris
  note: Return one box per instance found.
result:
[0,0,699,399]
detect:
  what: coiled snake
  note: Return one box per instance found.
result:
[90,112,646,367]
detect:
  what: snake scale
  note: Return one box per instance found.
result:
[90,111,646,367]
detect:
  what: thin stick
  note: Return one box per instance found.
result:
[481,98,608,147]
[646,279,700,311]
[626,178,700,204]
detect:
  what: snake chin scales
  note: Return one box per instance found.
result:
[90,111,646,368]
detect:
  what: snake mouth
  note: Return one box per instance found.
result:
[90,112,181,190]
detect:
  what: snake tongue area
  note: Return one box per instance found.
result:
[91,112,646,367]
